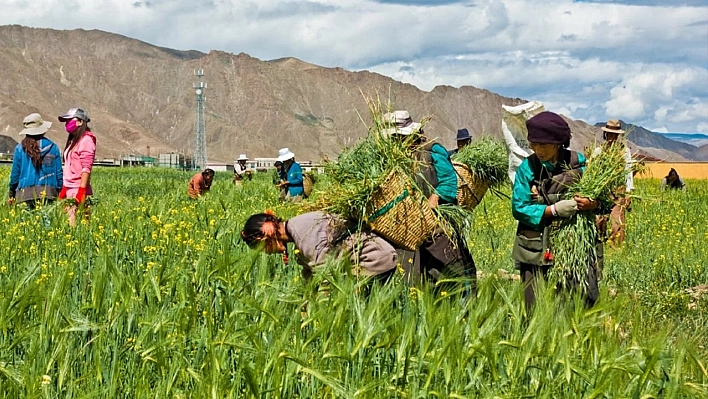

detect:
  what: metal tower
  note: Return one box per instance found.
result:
[193,69,207,170]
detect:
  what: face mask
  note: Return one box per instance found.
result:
[65,119,79,133]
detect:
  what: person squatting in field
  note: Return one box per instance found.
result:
[57,108,96,226]
[661,168,686,191]
[383,110,477,294]
[241,210,399,282]
[511,111,600,310]
[187,168,215,199]
[7,113,63,209]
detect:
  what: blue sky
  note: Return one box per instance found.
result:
[2,0,707,134]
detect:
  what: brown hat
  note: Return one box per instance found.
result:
[601,119,625,134]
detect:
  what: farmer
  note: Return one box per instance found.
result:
[511,111,600,310]
[233,154,253,184]
[241,210,398,282]
[7,113,63,209]
[448,128,471,156]
[272,161,288,201]
[57,108,96,226]
[383,110,476,294]
[660,168,686,191]
[276,148,304,202]
[593,119,634,247]
[187,168,215,199]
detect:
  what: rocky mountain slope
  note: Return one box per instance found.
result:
[594,121,706,161]
[0,25,699,162]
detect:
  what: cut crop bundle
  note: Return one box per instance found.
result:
[308,94,473,251]
[451,137,508,209]
[306,95,437,250]
[549,142,640,290]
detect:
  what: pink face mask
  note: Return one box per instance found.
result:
[65,119,79,133]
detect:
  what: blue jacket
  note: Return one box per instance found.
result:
[8,138,63,200]
[285,161,304,197]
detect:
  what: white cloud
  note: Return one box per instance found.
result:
[0,0,706,133]
[651,126,669,133]
[697,122,708,135]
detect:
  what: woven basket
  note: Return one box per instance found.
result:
[453,162,489,210]
[366,170,437,251]
[303,173,315,197]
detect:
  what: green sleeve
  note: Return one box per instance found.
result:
[430,143,458,203]
[511,158,546,229]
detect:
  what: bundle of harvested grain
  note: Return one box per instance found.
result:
[307,95,439,249]
[451,137,508,208]
[550,142,641,290]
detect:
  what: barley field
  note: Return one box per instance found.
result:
[0,167,706,398]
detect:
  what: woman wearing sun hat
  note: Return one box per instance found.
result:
[7,113,63,208]
[383,110,476,295]
[57,107,96,225]
[276,148,304,202]
[233,153,253,184]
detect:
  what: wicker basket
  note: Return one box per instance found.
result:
[453,162,489,210]
[303,173,315,197]
[366,170,437,251]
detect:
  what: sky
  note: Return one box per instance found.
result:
[2,0,707,134]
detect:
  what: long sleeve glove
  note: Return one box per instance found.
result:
[76,187,87,205]
[58,187,67,199]
[553,199,577,218]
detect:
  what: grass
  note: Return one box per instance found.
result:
[0,166,705,398]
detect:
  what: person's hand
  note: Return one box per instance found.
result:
[531,185,542,203]
[428,194,439,209]
[552,199,577,218]
[76,187,87,205]
[574,195,598,211]
[58,186,67,199]
[7,197,15,206]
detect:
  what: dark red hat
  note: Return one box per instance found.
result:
[526,111,571,145]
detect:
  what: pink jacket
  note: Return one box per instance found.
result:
[63,131,96,192]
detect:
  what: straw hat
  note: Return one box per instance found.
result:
[237,154,248,161]
[601,119,625,134]
[20,113,52,136]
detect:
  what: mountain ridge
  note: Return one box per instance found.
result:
[0,25,703,162]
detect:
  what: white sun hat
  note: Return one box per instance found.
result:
[20,113,52,136]
[237,154,248,161]
[382,110,422,136]
[277,148,295,162]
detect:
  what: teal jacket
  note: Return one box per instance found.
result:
[285,161,304,197]
[429,143,458,203]
[511,152,586,229]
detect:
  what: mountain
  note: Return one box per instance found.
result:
[0,25,695,163]
[659,133,708,148]
[594,121,707,161]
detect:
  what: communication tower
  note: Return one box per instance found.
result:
[193,69,207,170]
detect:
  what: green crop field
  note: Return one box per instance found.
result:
[0,167,706,398]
